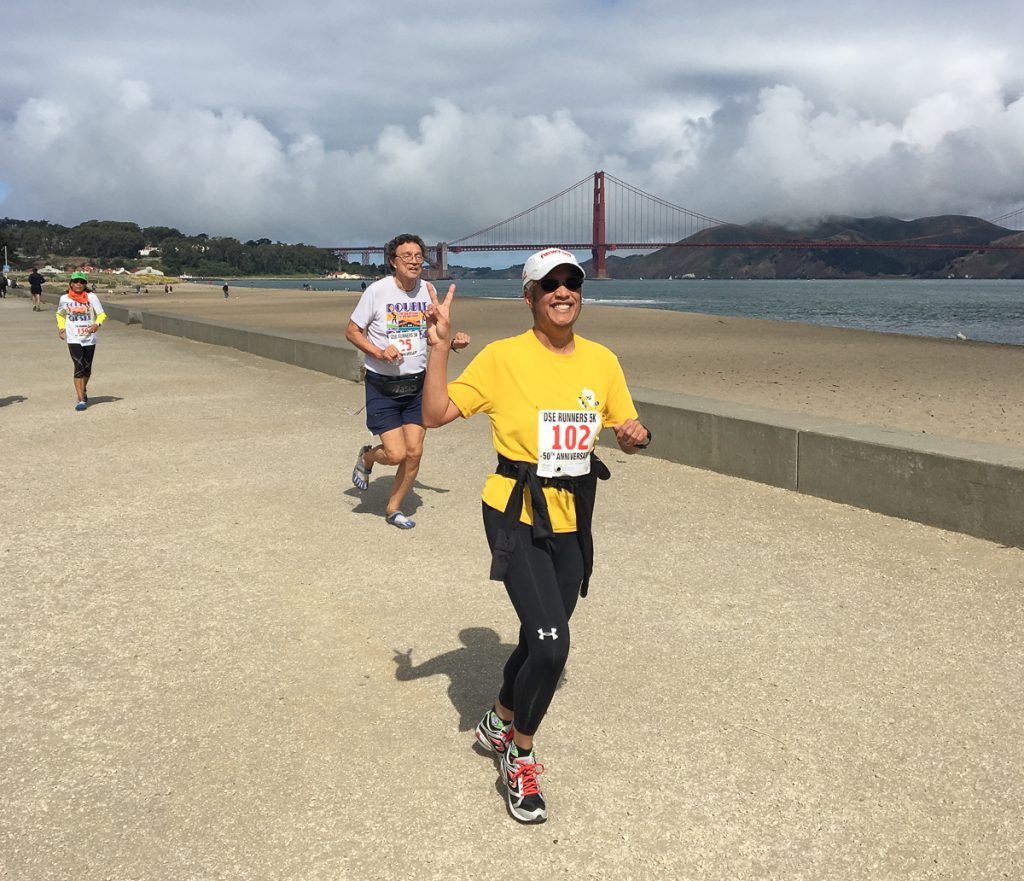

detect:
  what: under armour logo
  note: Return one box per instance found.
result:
[538,628,558,640]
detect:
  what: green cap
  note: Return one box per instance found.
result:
[70,271,88,281]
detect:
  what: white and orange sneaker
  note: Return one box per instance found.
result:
[474,709,514,755]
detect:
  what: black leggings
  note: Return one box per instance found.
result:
[482,503,584,737]
[67,343,96,379]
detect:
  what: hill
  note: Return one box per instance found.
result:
[586,215,1023,279]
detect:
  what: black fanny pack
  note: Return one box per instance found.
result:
[365,370,425,398]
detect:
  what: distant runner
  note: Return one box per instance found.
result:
[56,272,107,411]
[28,267,45,311]
[422,247,651,823]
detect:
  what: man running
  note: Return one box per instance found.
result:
[28,267,45,311]
[346,233,469,529]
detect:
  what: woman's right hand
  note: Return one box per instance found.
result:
[426,283,455,348]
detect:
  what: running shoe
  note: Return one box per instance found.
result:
[385,510,415,529]
[502,745,547,823]
[474,709,514,756]
[351,444,372,491]
[75,401,87,412]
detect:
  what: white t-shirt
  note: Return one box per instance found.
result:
[349,276,433,377]
[57,292,105,346]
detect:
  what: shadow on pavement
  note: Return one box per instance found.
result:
[344,478,451,518]
[393,627,517,732]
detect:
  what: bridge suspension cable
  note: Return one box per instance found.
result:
[991,206,1024,230]
[449,173,598,247]
[449,172,724,247]
[448,170,726,277]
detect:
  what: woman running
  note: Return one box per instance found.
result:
[423,248,651,823]
[56,271,107,411]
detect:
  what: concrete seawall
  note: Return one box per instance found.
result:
[626,387,1024,549]
[42,290,1024,549]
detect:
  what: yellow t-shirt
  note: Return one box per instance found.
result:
[447,330,639,532]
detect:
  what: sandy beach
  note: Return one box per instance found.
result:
[113,281,1024,449]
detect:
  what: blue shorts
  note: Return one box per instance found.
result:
[364,376,424,435]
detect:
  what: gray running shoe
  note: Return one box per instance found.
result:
[351,444,372,491]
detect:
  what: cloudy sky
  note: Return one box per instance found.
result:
[2,0,1023,262]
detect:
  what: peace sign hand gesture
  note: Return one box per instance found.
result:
[425,283,456,349]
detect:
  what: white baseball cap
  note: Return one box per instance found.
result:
[521,248,585,290]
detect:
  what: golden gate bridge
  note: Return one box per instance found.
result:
[328,171,1024,278]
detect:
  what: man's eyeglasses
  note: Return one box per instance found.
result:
[395,254,425,264]
[537,276,583,293]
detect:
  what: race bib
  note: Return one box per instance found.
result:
[387,329,423,357]
[537,410,599,477]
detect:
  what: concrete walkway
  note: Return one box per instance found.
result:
[2,299,1022,880]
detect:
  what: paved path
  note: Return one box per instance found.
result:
[2,299,1022,880]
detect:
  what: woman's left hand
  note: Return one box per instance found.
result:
[613,418,650,453]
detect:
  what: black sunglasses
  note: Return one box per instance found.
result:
[537,276,584,293]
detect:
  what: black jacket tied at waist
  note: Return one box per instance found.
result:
[491,452,611,597]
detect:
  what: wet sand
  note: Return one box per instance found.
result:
[115,281,1024,448]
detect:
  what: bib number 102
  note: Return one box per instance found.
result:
[537,409,599,477]
[550,423,592,450]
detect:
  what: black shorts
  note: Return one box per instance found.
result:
[67,343,96,378]
[363,376,424,435]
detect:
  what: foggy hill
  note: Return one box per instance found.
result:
[581,215,1024,279]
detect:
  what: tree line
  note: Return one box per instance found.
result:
[0,218,375,277]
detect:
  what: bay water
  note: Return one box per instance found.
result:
[222,277,1024,346]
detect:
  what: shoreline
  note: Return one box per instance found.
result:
[100,282,1024,449]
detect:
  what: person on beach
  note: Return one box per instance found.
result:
[55,271,107,411]
[421,247,651,823]
[222,283,229,298]
[28,267,45,311]
[346,233,470,529]
[0,272,8,298]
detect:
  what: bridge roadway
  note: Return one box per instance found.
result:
[3,298,1022,879]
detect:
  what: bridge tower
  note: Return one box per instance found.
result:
[432,242,449,278]
[592,170,607,279]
